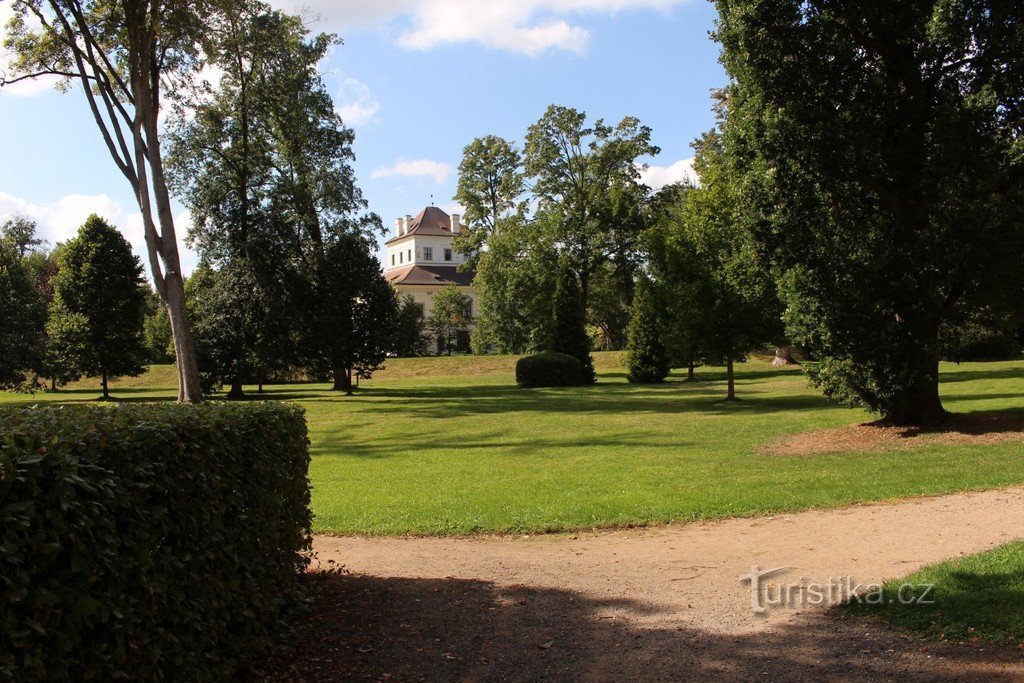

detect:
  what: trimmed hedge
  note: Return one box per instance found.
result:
[0,403,312,680]
[516,352,588,387]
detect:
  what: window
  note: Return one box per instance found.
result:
[399,251,403,264]
[414,303,425,317]
[408,249,412,262]
[444,248,452,261]
[391,254,395,267]
[463,301,472,318]
[423,247,433,261]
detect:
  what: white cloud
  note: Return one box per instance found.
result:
[639,157,698,190]
[270,0,687,56]
[371,158,453,184]
[0,192,198,276]
[334,75,380,127]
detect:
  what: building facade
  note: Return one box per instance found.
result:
[383,206,477,353]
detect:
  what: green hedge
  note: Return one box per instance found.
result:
[516,352,588,387]
[0,403,312,680]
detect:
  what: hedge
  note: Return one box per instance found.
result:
[516,352,589,387]
[0,403,312,680]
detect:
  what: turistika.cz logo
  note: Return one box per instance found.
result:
[739,565,935,614]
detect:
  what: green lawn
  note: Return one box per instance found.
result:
[2,353,1023,535]
[846,541,1024,644]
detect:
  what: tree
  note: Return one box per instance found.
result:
[51,215,147,399]
[0,241,40,388]
[715,0,1024,423]
[427,284,473,356]
[1,215,44,257]
[656,130,781,401]
[549,259,595,382]
[142,288,175,364]
[302,235,396,393]
[0,1,264,402]
[625,277,669,383]
[393,295,428,357]
[452,135,525,264]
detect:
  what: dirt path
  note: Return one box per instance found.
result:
[279,489,1024,681]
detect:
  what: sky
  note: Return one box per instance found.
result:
[0,0,723,274]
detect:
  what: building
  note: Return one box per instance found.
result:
[383,206,477,353]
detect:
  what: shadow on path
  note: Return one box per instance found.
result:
[257,571,1023,681]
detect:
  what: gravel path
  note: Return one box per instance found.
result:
[272,488,1024,680]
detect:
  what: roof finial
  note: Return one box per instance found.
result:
[430,194,435,206]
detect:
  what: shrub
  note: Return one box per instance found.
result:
[0,403,312,680]
[516,352,587,387]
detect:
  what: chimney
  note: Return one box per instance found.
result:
[404,214,413,234]
[451,213,461,234]
[395,218,403,237]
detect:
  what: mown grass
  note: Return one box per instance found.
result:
[846,542,1024,645]
[2,353,1023,535]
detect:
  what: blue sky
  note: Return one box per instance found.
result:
[0,0,724,273]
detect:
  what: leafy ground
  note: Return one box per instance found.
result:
[847,541,1024,645]
[2,353,1023,535]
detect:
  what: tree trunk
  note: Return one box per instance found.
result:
[50,377,56,392]
[227,376,245,400]
[771,345,799,366]
[163,280,203,403]
[889,356,946,426]
[332,365,352,393]
[346,367,354,396]
[687,360,696,382]
[101,370,109,400]
[726,357,737,401]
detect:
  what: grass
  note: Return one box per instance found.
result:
[846,542,1024,645]
[2,353,1023,536]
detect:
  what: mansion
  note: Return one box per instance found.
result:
[383,206,477,353]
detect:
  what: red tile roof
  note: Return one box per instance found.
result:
[385,206,454,245]
[384,264,475,287]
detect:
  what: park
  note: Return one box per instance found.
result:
[2,0,1024,680]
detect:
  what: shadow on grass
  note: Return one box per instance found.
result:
[255,571,1021,681]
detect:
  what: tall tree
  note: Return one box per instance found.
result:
[427,284,473,356]
[657,130,781,401]
[393,295,428,357]
[1,0,260,402]
[304,235,396,392]
[51,215,147,399]
[1,215,44,258]
[625,276,669,384]
[550,258,595,382]
[0,241,40,388]
[452,135,525,264]
[716,0,1024,423]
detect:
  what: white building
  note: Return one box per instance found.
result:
[383,206,477,353]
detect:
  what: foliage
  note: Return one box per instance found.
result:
[304,234,397,390]
[427,284,473,356]
[142,289,175,364]
[49,215,147,397]
[0,242,41,388]
[470,216,558,354]
[458,105,658,355]
[940,308,1023,362]
[452,135,525,264]
[715,0,1024,423]
[515,352,588,388]
[167,7,382,396]
[625,278,669,383]
[393,295,429,357]
[1,215,44,258]
[0,402,311,679]
[587,261,633,351]
[550,259,595,382]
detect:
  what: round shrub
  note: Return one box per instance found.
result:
[516,352,587,387]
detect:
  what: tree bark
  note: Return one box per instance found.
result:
[687,360,696,382]
[101,369,109,400]
[889,356,946,426]
[227,376,245,400]
[726,357,737,401]
[332,365,352,393]
[771,345,799,366]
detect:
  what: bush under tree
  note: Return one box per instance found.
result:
[516,352,588,388]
